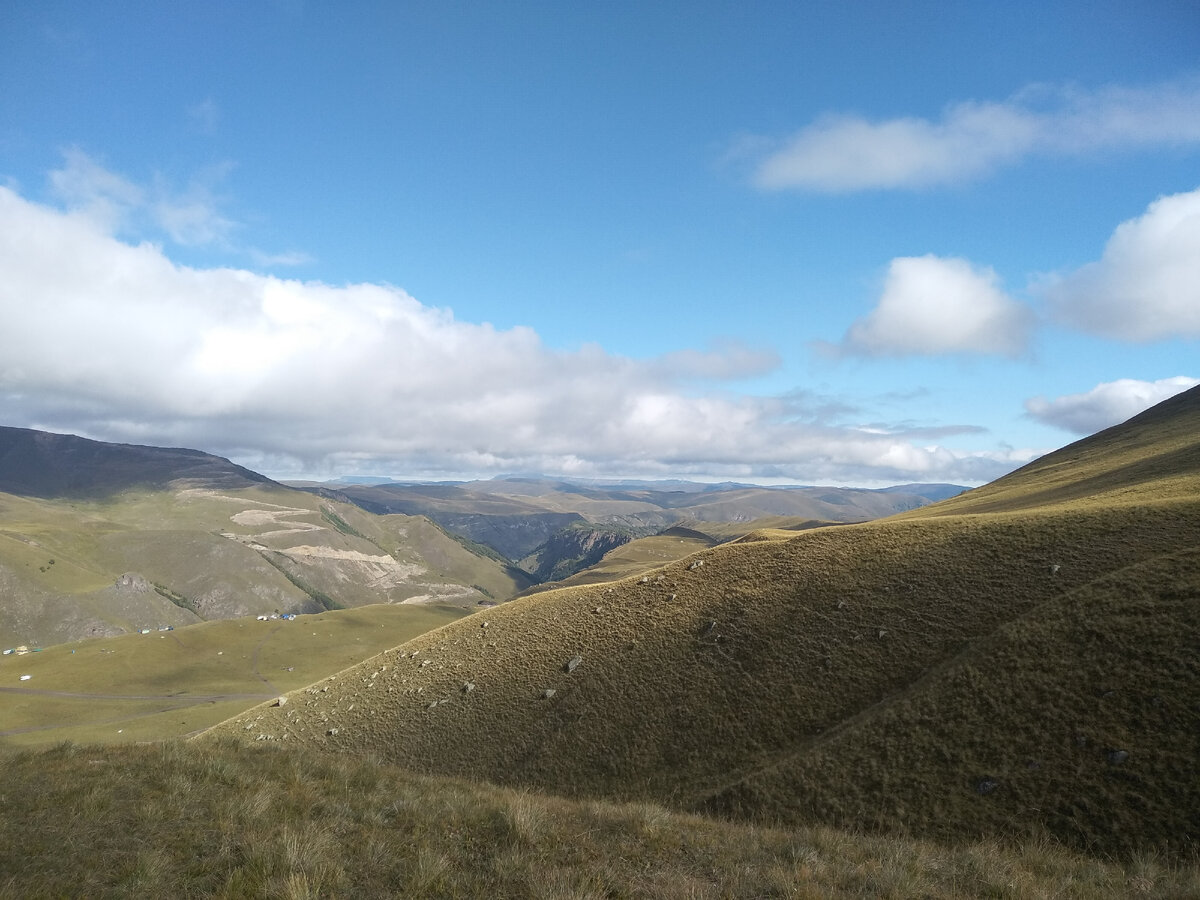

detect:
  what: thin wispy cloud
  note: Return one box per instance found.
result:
[187,98,221,135]
[751,79,1200,192]
[47,149,307,267]
[0,180,1023,486]
[1026,376,1199,434]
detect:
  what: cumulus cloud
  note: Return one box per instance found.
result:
[1042,187,1200,341]
[1025,376,1200,435]
[835,255,1032,357]
[0,181,1021,486]
[752,79,1200,192]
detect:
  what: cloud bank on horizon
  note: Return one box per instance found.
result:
[0,145,1195,486]
[0,167,1028,486]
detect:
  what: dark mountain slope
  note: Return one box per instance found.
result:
[0,426,273,498]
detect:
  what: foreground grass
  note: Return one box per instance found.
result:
[2,741,1195,899]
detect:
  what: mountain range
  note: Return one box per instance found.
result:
[0,427,960,646]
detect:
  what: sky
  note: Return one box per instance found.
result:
[1,1,1198,486]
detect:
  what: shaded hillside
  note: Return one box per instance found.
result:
[208,388,1200,854]
[6,741,1189,899]
[0,426,273,498]
[517,526,720,596]
[517,523,640,583]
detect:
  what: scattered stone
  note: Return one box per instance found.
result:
[427,701,438,709]
[688,559,704,570]
[421,659,431,667]
[565,655,583,674]
[639,576,651,584]
[327,728,339,736]
[542,688,556,699]
[1107,749,1129,765]
[877,628,888,639]
[700,621,717,637]
[974,777,999,795]
[666,594,676,602]
[837,599,848,610]
[462,682,475,693]
[594,607,603,613]
[481,622,489,629]
[1049,563,1061,575]
[273,696,288,707]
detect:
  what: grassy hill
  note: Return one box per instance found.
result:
[205,385,1200,856]
[0,436,531,646]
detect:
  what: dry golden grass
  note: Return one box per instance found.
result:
[3,739,1196,898]
[204,386,1200,857]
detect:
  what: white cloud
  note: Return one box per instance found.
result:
[1042,187,1200,341]
[837,255,1032,357]
[0,182,1019,486]
[752,79,1200,192]
[1026,376,1200,434]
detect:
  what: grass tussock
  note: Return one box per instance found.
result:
[2,739,1196,899]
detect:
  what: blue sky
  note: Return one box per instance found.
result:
[1,1,1198,485]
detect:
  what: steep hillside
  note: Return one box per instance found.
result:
[904,384,1200,517]
[0,431,530,646]
[517,523,642,583]
[207,387,1200,854]
[519,526,722,595]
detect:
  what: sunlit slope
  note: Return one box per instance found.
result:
[904,383,1200,516]
[206,388,1200,852]
[0,483,527,646]
[0,602,466,748]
